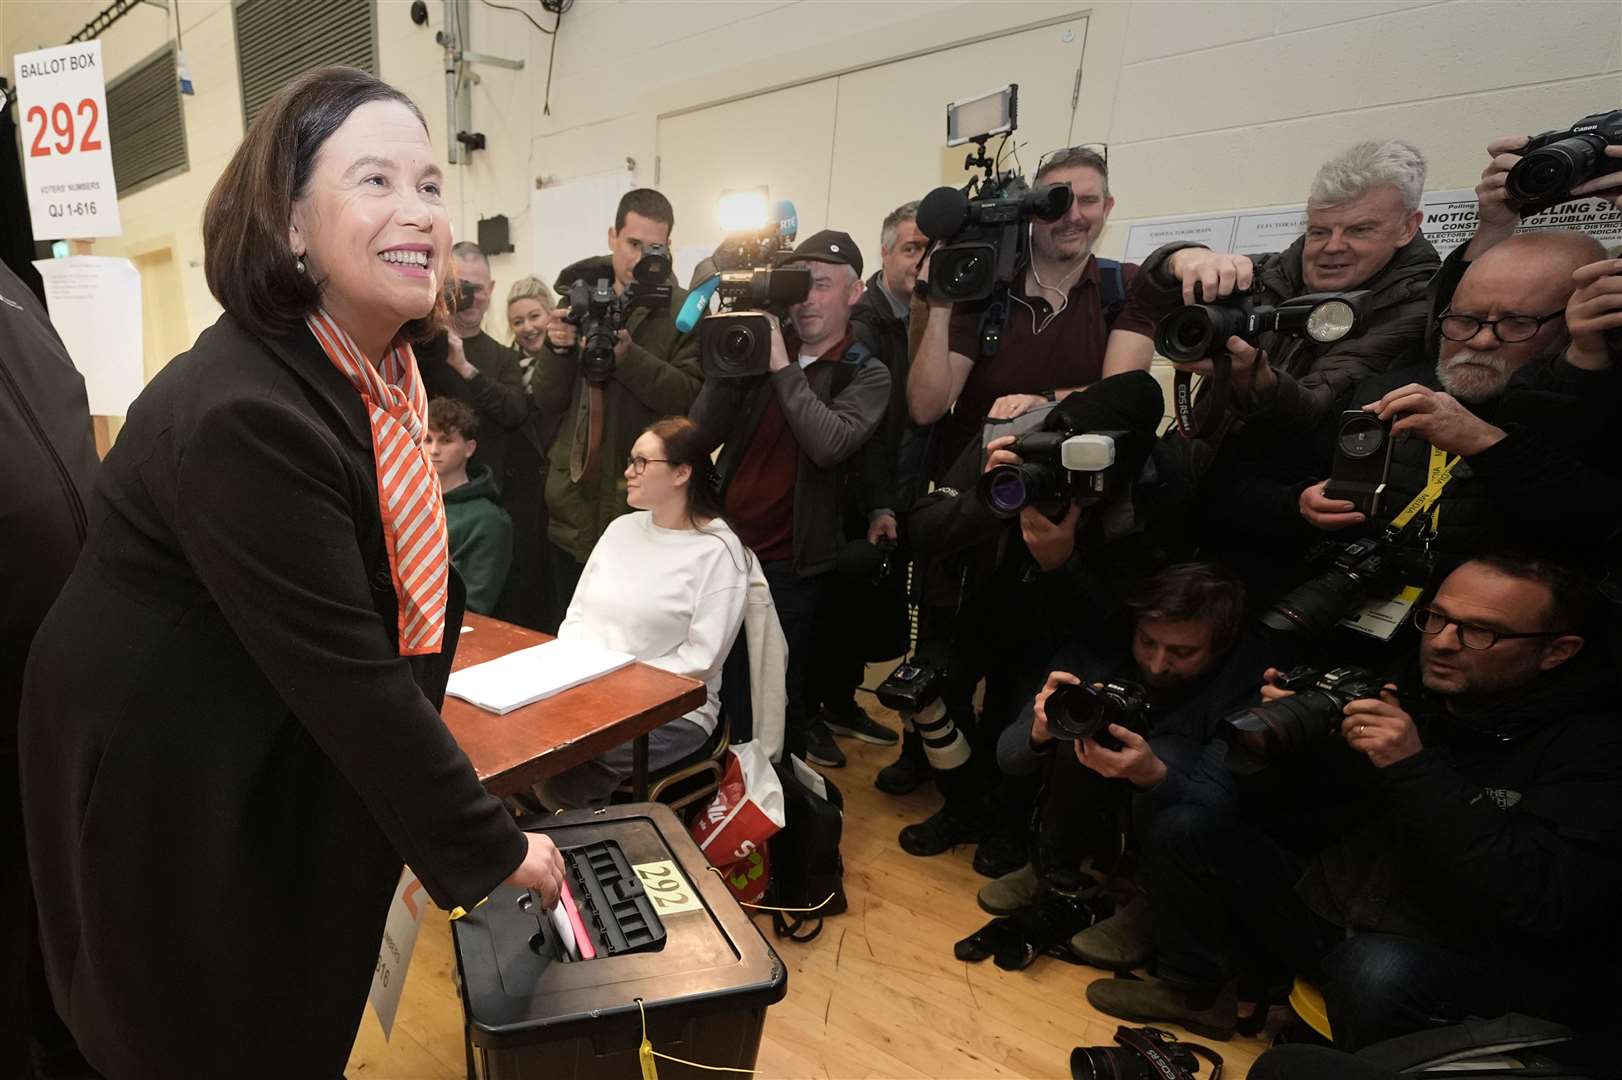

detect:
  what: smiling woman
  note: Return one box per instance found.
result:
[18,67,564,1080]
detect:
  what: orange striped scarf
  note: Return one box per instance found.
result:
[307,310,449,656]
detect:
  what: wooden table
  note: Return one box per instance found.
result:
[441,614,706,800]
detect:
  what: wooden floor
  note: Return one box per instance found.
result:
[347,702,1271,1080]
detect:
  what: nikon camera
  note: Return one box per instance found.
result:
[1043,680,1150,751]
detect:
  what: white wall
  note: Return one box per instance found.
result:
[6,0,1620,373]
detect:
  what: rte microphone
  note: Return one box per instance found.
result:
[771,199,798,243]
[675,274,720,334]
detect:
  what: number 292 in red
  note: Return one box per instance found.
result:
[26,98,104,158]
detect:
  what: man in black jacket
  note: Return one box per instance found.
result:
[1087,555,1622,1051]
[893,371,1181,872]
[0,261,98,1078]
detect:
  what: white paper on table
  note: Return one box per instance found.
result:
[444,638,636,715]
[368,870,427,1040]
[32,255,142,415]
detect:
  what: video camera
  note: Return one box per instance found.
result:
[1507,109,1622,216]
[561,244,674,385]
[1223,665,1387,764]
[978,406,1148,521]
[1043,679,1150,750]
[1157,288,1370,438]
[916,84,1074,357]
[677,194,813,380]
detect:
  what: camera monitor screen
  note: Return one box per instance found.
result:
[947,84,1018,147]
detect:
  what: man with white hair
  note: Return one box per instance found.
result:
[1138,139,1441,434]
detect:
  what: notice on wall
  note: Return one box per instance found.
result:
[33,256,142,416]
[14,41,122,239]
[368,870,428,1040]
[1121,188,1622,265]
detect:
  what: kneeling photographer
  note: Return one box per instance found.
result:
[1273,230,1613,662]
[535,189,702,615]
[982,564,1294,959]
[1085,555,1622,1052]
[887,371,1182,874]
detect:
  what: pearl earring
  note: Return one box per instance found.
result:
[295,256,306,274]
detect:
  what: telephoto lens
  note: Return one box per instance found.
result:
[1504,110,1622,211]
[1223,666,1385,762]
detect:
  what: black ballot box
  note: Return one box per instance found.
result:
[452,802,788,1079]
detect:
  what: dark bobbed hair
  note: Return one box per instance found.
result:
[203,66,448,342]
[1126,562,1247,651]
[643,416,724,525]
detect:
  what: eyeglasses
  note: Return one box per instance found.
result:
[625,455,669,476]
[1436,309,1563,344]
[1412,606,1570,650]
[1037,143,1109,176]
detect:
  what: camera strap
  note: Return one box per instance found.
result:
[1172,357,1231,442]
[1386,444,1460,538]
[1114,1026,1223,1080]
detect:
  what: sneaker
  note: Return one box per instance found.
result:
[1070,893,1154,971]
[972,827,1028,879]
[875,745,932,795]
[821,703,899,746]
[976,862,1047,916]
[898,804,985,856]
[804,720,846,769]
[1084,975,1237,1041]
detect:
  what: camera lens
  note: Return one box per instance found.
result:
[981,465,1029,516]
[1336,413,1386,459]
[1507,138,1595,203]
[1226,689,1344,759]
[1155,306,1219,361]
[719,325,756,365]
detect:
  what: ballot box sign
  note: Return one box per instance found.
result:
[14,42,122,239]
[368,869,428,1039]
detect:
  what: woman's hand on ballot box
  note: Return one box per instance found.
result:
[507,833,566,909]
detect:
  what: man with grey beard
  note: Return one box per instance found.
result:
[1296,229,1610,565]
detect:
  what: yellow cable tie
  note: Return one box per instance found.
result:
[637,997,757,1077]
[701,866,835,914]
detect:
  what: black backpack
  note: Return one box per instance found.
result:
[765,756,848,942]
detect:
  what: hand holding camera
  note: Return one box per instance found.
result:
[1363,382,1505,456]
[1074,721,1167,789]
[1031,670,1083,747]
[761,312,791,373]
[1340,689,1422,768]
[1299,480,1367,531]
[1564,256,1622,370]
[1166,248,1255,306]
[1020,501,1081,570]
[547,319,579,351]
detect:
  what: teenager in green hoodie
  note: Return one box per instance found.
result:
[428,398,513,614]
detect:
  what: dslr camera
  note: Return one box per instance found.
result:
[1263,531,1434,637]
[979,408,1148,520]
[561,244,674,385]
[875,658,946,715]
[1506,109,1622,216]
[1043,679,1150,751]
[916,84,1074,355]
[1224,665,1387,762]
[445,278,478,314]
[1156,289,1370,438]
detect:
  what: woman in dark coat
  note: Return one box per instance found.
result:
[18,68,563,1079]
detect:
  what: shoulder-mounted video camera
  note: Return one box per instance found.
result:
[676,195,813,381]
[1156,287,1371,439]
[561,243,674,385]
[915,84,1074,358]
[1507,109,1622,217]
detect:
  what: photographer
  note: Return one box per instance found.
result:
[1294,231,1612,573]
[1086,555,1622,1051]
[893,371,1179,873]
[982,565,1281,947]
[535,189,702,612]
[689,231,890,764]
[907,147,1156,469]
[1140,140,1439,436]
[417,241,529,482]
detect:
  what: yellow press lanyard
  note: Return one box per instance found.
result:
[1387,444,1459,537]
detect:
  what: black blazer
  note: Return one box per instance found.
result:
[19,312,526,1079]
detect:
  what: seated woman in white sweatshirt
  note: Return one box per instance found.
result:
[540,416,751,807]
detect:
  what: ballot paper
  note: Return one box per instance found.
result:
[445,638,636,714]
